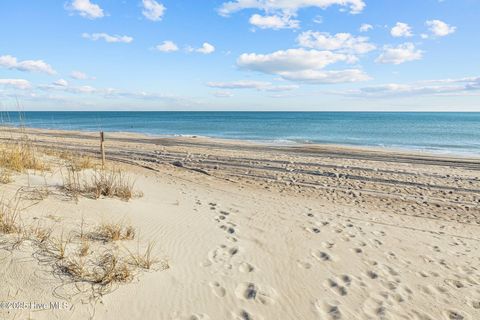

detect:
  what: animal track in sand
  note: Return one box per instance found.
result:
[209,281,226,298]
[234,282,277,305]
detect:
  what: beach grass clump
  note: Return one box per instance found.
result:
[0,201,21,234]
[62,167,83,201]
[89,222,135,242]
[0,142,48,172]
[127,241,160,270]
[79,239,90,257]
[0,169,12,184]
[89,168,136,200]
[71,155,96,171]
[59,253,133,286]
[29,224,53,245]
[61,167,139,201]
[40,232,71,260]
[94,253,133,285]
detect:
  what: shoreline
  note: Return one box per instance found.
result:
[1,124,479,161]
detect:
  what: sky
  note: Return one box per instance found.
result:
[0,0,479,111]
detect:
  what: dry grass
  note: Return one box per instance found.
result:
[61,167,83,201]
[127,241,160,270]
[0,169,12,184]
[44,232,70,260]
[79,239,90,257]
[90,222,135,242]
[0,207,157,296]
[89,169,136,200]
[30,224,53,245]
[59,253,133,286]
[0,142,48,172]
[0,200,21,234]
[71,156,96,171]
[61,167,139,201]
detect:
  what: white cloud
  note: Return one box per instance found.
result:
[196,42,215,54]
[0,79,32,90]
[278,69,370,84]
[207,80,298,91]
[213,91,234,98]
[375,43,423,64]
[359,23,373,32]
[218,0,366,16]
[426,20,456,37]
[313,15,323,24]
[237,48,369,84]
[82,33,133,43]
[53,79,69,87]
[70,70,93,80]
[155,41,179,52]
[0,55,56,75]
[335,77,480,98]
[67,0,104,19]
[390,22,413,37]
[297,31,376,54]
[142,0,166,21]
[249,14,299,29]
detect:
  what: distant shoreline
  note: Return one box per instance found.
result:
[1,125,479,162]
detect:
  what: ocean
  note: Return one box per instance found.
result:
[1,112,479,156]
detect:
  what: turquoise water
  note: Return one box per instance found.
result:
[1,112,479,156]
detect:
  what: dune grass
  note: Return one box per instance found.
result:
[89,221,136,242]
[0,200,21,234]
[62,167,139,201]
[0,142,48,172]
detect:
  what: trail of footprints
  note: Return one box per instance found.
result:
[302,209,479,320]
[199,201,275,319]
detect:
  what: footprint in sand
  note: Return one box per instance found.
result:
[209,281,226,298]
[321,241,335,249]
[312,250,332,262]
[232,309,263,320]
[297,260,312,269]
[306,226,321,234]
[314,300,342,320]
[186,314,210,320]
[239,262,255,273]
[325,278,348,296]
[207,245,240,266]
[220,224,236,234]
[234,282,277,305]
[444,310,470,320]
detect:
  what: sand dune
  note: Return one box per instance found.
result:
[0,127,479,319]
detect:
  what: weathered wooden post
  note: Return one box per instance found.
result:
[100,131,105,169]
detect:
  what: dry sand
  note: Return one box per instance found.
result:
[0,127,479,320]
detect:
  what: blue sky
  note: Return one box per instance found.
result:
[0,0,479,111]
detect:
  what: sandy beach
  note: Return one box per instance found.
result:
[0,127,479,320]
